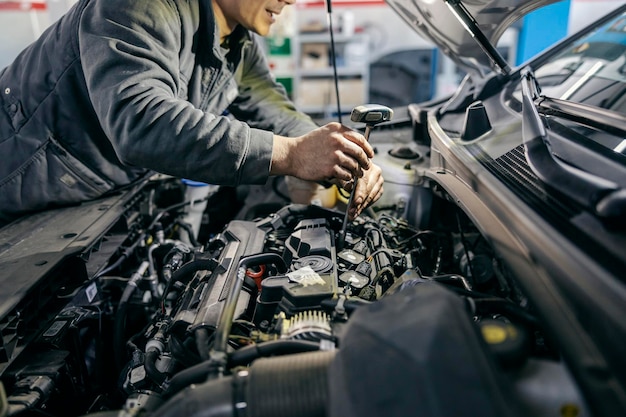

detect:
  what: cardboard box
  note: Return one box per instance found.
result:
[338,78,365,106]
[300,43,329,69]
[297,79,333,107]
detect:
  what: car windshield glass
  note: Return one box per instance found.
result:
[511,11,626,155]
[534,12,626,111]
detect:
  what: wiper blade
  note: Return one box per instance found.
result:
[520,67,626,228]
[536,96,626,138]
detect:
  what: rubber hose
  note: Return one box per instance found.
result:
[163,339,320,399]
[170,259,217,285]
[145,348,168,386]
[113,285,137,371]
[228,340,320,367]
[161,360,212,399]
[169,335,200,367]
[176,221,200,247]
[246,350,335,417]
[161,258,217,307]
[153,350,335,417]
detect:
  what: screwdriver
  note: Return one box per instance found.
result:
[337,104,393,249]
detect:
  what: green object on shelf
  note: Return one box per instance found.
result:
[276,77,293,97]
[267,37,291,56]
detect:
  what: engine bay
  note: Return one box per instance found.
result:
[0,159,591,416]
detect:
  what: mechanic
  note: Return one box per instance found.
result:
[0,0,383,225]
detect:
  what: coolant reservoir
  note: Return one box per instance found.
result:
[371,142,431,226]
[181,179,220,243]
[285,176,337,208]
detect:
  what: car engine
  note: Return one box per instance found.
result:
[0,141,590,417]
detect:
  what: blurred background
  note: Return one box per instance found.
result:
[1,0,623,119]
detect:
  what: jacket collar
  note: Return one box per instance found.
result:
[202,0,252,65]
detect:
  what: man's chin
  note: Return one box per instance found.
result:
[245,20,272,37]
[253,26,271,36]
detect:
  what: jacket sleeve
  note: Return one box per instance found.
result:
[78,0,272,186]
[229,36,319,138]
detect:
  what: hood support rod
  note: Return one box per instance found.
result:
[445,0,511,75]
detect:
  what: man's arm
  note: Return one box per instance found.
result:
[79,0,273,186]
[79,0,380,213]
[228,35,318,137]
[230,36,384,217]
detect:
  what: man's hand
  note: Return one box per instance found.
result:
[271,122,384,219]
[346,162,384,219]
[271,122,374,187]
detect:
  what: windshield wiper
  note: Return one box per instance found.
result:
[536,96,626,138]
[520,67,626,228]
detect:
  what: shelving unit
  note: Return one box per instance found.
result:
[293,32,370,118]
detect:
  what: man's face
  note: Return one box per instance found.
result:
[215,0,295,37]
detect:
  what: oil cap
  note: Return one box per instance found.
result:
[478,319,530,369]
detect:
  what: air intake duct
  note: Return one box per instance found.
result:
[151,350,335,417]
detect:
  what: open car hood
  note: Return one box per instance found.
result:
[385,0,559,77]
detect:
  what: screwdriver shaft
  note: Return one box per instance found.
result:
[340,125,373,238]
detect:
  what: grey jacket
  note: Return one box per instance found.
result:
[0,0,316,223]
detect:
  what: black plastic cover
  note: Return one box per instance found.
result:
[284,219,333,266]
[329,282,523,417]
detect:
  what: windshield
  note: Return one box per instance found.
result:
[509,11,626,155]
[533,12,626,114]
